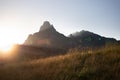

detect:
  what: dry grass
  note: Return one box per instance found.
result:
[0,44,120,80]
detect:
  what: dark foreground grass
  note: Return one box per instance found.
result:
[0,44,120,80]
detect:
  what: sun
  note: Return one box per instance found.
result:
[0,44,13,52]
[0,27,24,53]
[0,28,14,52]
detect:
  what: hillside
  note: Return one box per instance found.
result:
[69,30,117,47]
[0,43,119,80]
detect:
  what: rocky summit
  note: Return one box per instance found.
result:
[24,21,76,49]
[39,21,56,32]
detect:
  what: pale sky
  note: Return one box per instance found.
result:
[0,0,120,46]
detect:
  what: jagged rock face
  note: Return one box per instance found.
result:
[24,21,76,49]
[39,21,56,32]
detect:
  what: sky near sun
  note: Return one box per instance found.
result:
[0,0,120,46]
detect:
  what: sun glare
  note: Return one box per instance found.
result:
[0,44,13,52]
[0,27,24,53]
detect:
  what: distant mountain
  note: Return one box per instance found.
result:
[24,21,117,49]
[24,21,76,49]
[69,30,117,47]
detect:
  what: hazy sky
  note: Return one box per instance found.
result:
[0,0,120,45]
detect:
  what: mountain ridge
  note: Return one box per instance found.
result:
[24,21,117,49]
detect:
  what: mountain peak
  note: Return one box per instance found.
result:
[25,21,74,48]
[39,21,56,32]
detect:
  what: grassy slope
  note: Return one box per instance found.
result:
[0,44,120,80]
